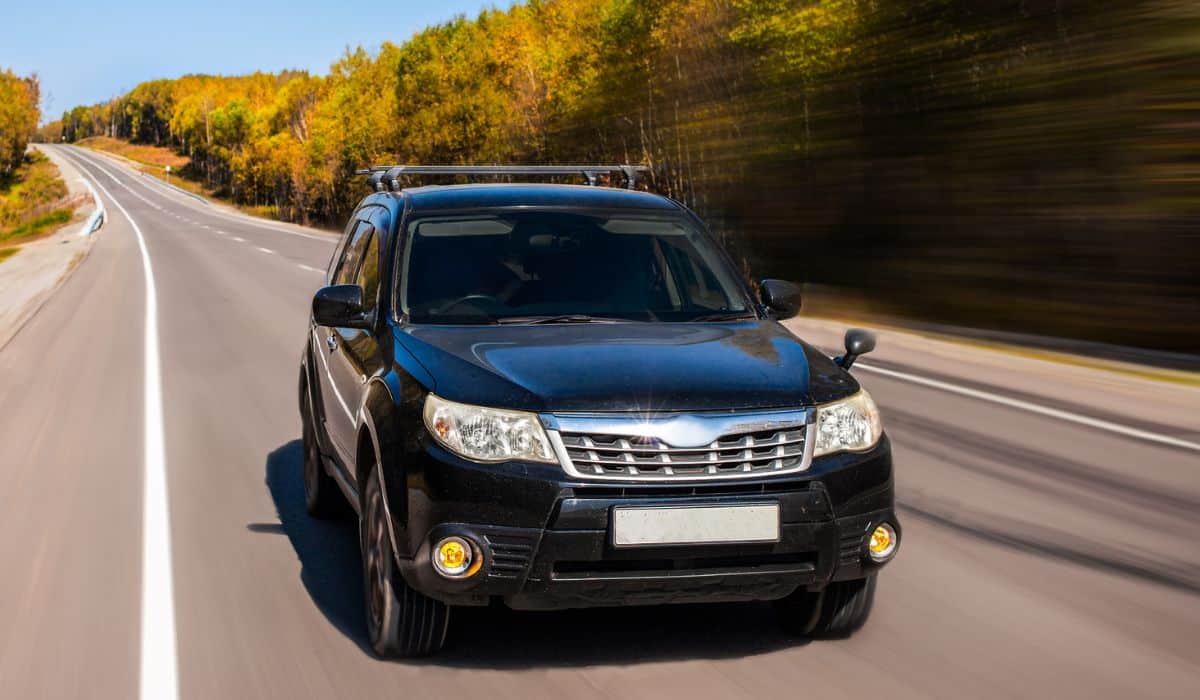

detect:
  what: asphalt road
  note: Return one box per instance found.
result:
[1,144,1197,699]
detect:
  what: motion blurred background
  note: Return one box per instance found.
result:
[29,0,1200,352]
[1,3,1197,697]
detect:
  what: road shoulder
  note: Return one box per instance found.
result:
[786,315,1200,441]
[0,146,101,352]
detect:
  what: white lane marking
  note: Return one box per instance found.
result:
[71,158,180,700]
[215,230,227,236]
[856,362,1200,453]
[231,236,246,243]
[256,247,275,255]
[297,263,323,274]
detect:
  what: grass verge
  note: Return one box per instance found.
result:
[0,247,19,263]
[1,152,69,228]
[76,136,208,197]
[1,152,78,248]
[76,136,188,170]
[1,208,73,245]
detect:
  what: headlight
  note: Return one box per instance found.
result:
[814,390,883,457]
[422,393,556,464]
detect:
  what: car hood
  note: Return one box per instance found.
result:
[398,320,858,413]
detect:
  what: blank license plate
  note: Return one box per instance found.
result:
[611,504,780,548]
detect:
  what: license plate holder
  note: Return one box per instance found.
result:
[611,503,780,548]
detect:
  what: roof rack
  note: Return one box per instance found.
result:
[355,164,650,192]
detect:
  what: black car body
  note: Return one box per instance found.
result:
[299,180,899,656]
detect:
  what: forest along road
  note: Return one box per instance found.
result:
[0,143,1197,700]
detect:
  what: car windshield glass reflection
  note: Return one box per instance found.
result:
[401,212,752,324]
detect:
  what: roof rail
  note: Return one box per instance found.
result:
[355,164,650,192]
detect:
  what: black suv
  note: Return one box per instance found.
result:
[299,166,898,657]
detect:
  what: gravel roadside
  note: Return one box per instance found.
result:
[0,146,100,352]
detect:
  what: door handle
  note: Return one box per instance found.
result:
[326,335,337,351]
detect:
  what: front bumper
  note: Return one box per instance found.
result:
[392,437,897,610]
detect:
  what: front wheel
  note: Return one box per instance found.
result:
[361,470,450,658]
[776,576,876,638]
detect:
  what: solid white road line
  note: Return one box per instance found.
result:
[856,362,1200,453]
[74,162,180,700]
[74,177,105,237]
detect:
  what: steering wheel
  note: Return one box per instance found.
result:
[434,294,502,315]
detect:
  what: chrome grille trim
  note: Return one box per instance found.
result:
[542,409,814,482]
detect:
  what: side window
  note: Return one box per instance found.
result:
[332,221,373,286]
[356,230,381,315]
[327,213,359,281]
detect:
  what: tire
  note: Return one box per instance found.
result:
[361,469,450,658]
[301,389,347,518]
[776,576,876,639]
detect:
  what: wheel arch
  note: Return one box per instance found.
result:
[299,336,335,457]
[356,376,413,559]
[299,342,315,416]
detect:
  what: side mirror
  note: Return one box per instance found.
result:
[760,279,802,320]
[312,285,369,328]
[837,328,876,370]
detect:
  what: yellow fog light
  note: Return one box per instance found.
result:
[432,536,476,578]
[868,523,897,562]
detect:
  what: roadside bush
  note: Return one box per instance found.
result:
[0,151,69,229]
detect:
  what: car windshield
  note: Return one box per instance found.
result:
[400,211,753,324]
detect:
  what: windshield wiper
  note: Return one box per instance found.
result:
[496,314,631,325]
[688,312,757,322]
[407,313,498,325]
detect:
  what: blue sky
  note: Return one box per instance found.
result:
[1,0,514,123]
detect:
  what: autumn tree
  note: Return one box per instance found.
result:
[53,0,1200,349]
[0,69,40,178]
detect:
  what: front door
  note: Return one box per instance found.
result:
[326,208,387,483]
[318,217,375,463]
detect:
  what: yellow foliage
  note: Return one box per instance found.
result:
[0,69,40,178]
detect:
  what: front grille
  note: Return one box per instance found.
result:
[559,426,808,480]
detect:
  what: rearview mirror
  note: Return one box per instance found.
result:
[837,328,876,370]
[312,285,368,328]
[760,279,802,320]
